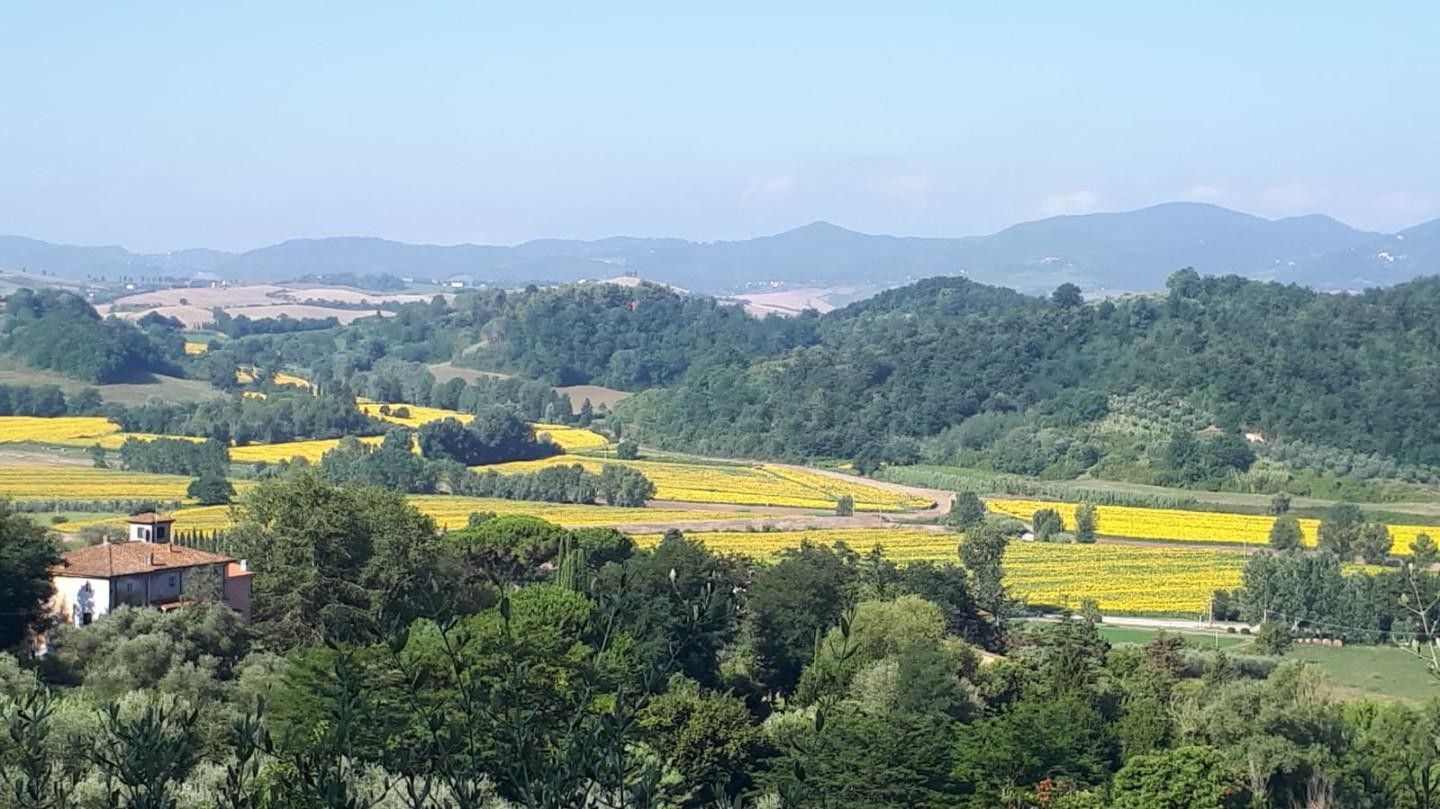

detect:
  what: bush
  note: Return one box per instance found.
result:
[1032,508,1064,541]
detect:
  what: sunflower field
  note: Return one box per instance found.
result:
[486,456,931,511]
[0,417,119,444]
[631,527,1246,615]
[985,498,1435,555]
[230,436,385,464]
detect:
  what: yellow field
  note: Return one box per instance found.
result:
[360,403,472,428]
[0,467,194,500]
[486,456,932,512]
[66,495,758,534]
[273,372,311,390]
[234,367,309,389]
[985,498,1436,556]
[532,423,609,451]
[230,436,384,464]
[61,432,209,450]
[407,496,756,530]
[359,405,608,452]
[183,341,209,355]
[634,528,1244,615]
[0,417,119,444]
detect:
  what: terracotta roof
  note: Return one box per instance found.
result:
[54,542,233,579]
[127,513,175,525]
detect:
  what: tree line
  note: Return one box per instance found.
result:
[7,476,1440,805]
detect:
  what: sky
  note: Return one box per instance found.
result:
[2,2,1438,252]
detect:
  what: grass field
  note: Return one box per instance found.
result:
[488,456,933,512]
[1065,623,1440,702]
[0,360,221,407]
[1290,645,1439,702]
[1093,625,1251,649]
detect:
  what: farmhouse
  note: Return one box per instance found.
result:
[49,513,253,627]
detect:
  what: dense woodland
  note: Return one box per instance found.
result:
[3,477,1440,807]
[0,289,180,383]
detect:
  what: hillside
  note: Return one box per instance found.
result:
[5,202,1437,295]
[610,271,1440,484]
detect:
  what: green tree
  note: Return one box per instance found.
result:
[1074,502,1097,543]
[187,471,236,505]
[1109,745,1240,809]
[950,693,1115,803]
[1269,491,1292,515]
[1268,515,1303,552]
[744,542,856,694]
[1033,508,1064,541]
[598,463,656,507]
[960,522,1011,616]
[1255,622,1293,655]
[228,470,444,648]
[0,506,61,651]
[1052,282,1085,308]
[1318,502,1364,558]
[1413,532,1439,568]
[615,438,639,460]
[638,680,759,797]
[947,492,985,529]
[1359,522,1395,564]
[835,494,855,516]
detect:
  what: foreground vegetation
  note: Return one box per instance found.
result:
[4,473,1440,808]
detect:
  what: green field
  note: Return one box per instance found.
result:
[1290,645,1440,702]
[1088,623,1440,701]
[0,358,222,406]
[1096,625,1251,650]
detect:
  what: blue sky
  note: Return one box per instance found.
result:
[2,2,1437,251]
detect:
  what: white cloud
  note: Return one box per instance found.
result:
[1179,184,1225,204]
[1361,191,1437,231]
[743,175,795,198]
[863,172,934,199]
[1258,183,1324,215]
[1039,190,1101,217]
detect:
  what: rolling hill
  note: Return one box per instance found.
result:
[2,203,1435,295]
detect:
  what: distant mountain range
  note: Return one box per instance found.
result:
[3,202,1437,295]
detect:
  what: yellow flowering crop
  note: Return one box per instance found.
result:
[634,528,1245,615]
[0,467,193,500]
[183,341,209,355]
[0,417,119,444]
[273,372,311,389]
[985,498,1435,556]
[532,423,609,451]
[359,406,608,452]
[230,436,384,464]
[359,403,473,428]
[485,456,931,511]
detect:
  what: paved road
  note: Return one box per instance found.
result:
[1032,613,1259,633]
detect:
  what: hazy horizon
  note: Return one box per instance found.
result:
[4,2,1438,252]
[2,200,1423,257]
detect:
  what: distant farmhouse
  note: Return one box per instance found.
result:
[49,513,253,627]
